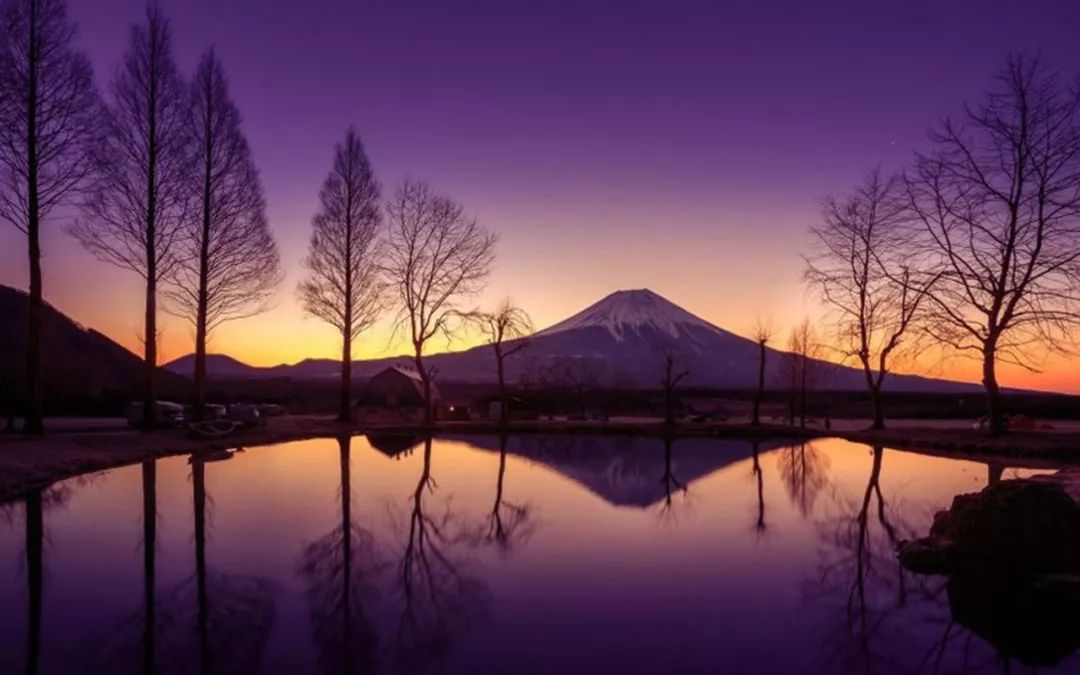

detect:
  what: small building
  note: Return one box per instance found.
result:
[355,365,441,424]
[477,394,542,421]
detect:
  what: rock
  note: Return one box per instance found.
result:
[925,479,1080,574]
[898,537,957,575]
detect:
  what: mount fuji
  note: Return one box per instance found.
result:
[166,288,977,392]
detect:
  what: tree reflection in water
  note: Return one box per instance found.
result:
[750,441,767,537]
[468,433,535,556]
[779,441,830,517]
[297,436,383,675]
[808,446,953,673]
[387,435,489,673]
[656,436,690,525]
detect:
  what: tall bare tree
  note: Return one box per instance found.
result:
[69,6,189,429]
[806,169,935,430]
[751,318,773,425]
[385,179,496,425]
[166,50,280,419]
[298,129,384,423]
[905,55,1080,435]
[469,298,532,425]
[0,0,98,434]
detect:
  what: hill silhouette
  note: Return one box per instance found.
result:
[0,285,188,414]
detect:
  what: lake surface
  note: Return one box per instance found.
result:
[0,434,1073,674]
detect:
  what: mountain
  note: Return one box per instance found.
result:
[164,288,979,392]
[0,285,188,409]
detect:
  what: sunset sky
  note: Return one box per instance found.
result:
[1,0,1079,392]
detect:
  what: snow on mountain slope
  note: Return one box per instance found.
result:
[537,289,726,342]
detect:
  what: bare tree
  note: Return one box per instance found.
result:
[658,344,690,425]
[0,0,98,434]
[69,6,189,429]
[469,298,532,425]
[384,179,496,425]
[298,129,384,423]
[806,169,936,430]
[905,55,1080,435]
[166,50,280,419]
[751,318,773,425]
[786,319,821,428]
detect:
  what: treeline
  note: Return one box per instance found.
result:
[1,0,511,433]
[792,54,1080,435]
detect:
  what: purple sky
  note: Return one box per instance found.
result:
[2,0,1079,388]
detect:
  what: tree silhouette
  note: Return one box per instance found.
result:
[806,169,936,430]
[298,129,384,422]
[658,345,691,426]
[751,319,773,425]
[297,436,383,675]
[468,299,532,425]
[905,55,1080,435]
[167,50,280,419]
[0,0,99,434]
[69,6,190,429]
[385,179,496,425]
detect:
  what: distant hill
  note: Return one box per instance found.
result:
[0,285,188,412]
[165,288,983,393]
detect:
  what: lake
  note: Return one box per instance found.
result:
[0,434,1073,674]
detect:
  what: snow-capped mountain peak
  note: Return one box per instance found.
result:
[535,289,723,341]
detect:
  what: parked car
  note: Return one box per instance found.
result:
[256,403,287,417]
[126,401,186,428]
[227,403,262,427]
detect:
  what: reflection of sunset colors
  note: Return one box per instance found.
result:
[1,1,1078,392]
[0,436,1066,672]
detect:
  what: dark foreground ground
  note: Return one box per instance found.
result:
[2,415,1080,503]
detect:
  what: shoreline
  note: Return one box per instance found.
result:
[2,416,1079,504]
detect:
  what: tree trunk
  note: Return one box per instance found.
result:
[869,384,885,430]
[799,357,807,428]
[338,330,352,422]
[143,275,157,430]
[495,345,507,426]
[142,49,159,432]
[982,344,1004,436]
[23,4,43,436]
[413,348,433,426]
[752,342,766,426]
[193,85,213,421]
[24,220,43,435]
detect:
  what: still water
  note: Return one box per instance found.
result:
[0,435,1072,674]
